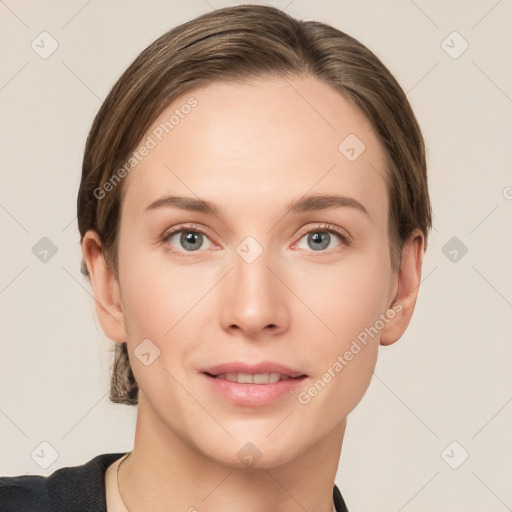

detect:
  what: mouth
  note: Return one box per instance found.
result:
[200,362,308,407]
[201,361,307,382]
[204,372,307,384]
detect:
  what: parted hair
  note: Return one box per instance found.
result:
[77,4,432,405]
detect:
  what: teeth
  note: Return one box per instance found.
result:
[253,373,273,384]
[237,372,254,384]
[216,372,285,384]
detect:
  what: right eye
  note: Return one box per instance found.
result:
[161,225,215,254]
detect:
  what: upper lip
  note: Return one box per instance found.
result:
[202,361,307,378]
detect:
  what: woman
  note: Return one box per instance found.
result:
[0,4,431,511]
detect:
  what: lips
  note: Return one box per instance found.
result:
[214,372,290,384]
[201,361,307,381]
[200,361,308,407]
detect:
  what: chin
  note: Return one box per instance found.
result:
[197,432,310,470]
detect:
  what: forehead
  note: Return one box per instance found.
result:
[122,75,388,224]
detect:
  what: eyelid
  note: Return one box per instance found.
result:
[294,222,351,241]
[160,222,216,248]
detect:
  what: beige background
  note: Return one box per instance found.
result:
[1,1,511,510]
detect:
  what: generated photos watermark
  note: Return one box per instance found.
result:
[298,302,402,405]
[93,96,198,200]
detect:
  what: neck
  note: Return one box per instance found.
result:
[118,396,345,512]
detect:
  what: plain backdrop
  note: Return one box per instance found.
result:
[1,1,511,510]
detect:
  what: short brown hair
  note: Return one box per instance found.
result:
[77,4,432,406]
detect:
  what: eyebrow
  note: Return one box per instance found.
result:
[143,193,369,217]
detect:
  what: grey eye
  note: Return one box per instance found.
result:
[169,231,209,251]
[296,230,342,252]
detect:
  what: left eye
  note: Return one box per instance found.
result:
[294,227,346,252]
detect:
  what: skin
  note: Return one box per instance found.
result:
[82,75,424,512]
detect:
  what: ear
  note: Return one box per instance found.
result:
[81,230,127,343]
[380,229,425,346]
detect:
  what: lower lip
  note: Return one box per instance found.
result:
[201,373,306,407]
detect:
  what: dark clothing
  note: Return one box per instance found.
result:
[0,452,349,511]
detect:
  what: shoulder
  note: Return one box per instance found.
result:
[333,483,350,512]
[0,473,49,512]
[0,452,127,512]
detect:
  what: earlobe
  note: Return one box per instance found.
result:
[81,230,127,343]
[379,229,424,346]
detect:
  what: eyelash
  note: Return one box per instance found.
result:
[160,223,351,256]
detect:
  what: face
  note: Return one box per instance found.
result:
[109,76,401,468]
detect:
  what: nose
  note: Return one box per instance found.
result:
[219,244,290,338]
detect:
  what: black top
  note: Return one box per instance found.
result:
[0,452,349,511]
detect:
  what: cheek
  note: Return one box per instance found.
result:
[291,252,390,406]
[119,243,199,334]
[299,344,378,432]
[293,249,392,345]
[117,244,223,377]
[117,248,211,405]
[294,275,384,427]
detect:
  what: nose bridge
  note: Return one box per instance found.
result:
[220,234,288,334]
[234,237,273,299]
